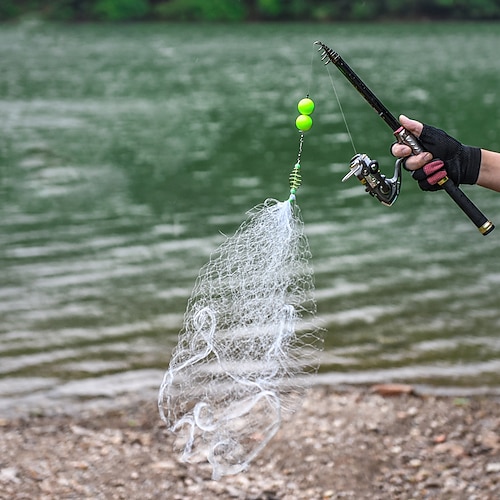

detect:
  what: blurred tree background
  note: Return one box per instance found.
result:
[2,0,500,22]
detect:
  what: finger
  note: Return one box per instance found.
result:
[399,115,424,138]
[392,143,413,158]
[403,151,433,171]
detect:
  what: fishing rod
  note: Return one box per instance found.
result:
[315,41,494,236]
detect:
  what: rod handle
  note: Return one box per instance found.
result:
[395,127,424,154]
[440,177,494,235]
[394,127,495,235]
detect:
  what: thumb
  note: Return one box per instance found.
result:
[399,115,424,138]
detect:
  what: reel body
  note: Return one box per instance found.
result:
[342,153,403,206]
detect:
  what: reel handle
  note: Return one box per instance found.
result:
[395,127,494,235]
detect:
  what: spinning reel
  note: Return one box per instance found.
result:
[342,153,403,207]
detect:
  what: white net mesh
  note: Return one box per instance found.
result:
[158,198,320,480]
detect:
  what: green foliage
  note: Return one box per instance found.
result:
[154,0,247,22]
[310,4,333,21]
[93,0,150,20]
[2,0,500,22]
[0,0,22,21]
[286,0,310,19]
[466,0,500,17]
[351,1,380,20]
[257,0,281,18]
[42,1,94,21]
[383,0,409,18]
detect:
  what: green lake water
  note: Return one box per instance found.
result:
[2,21,500,414]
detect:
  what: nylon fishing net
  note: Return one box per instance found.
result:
[158,198,319,479]
[158,96,320,480]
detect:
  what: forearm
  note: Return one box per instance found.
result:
[477,149,500,192]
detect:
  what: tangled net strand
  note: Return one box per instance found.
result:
[158,198,319,479]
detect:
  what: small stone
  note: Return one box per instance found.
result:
[486,462,500,473]
[0,467,20,484]
[433,434,447,443]
[371,383,415,396]
[434,441,465,458]
[480,430,499,450]
[69,461,89,470]
[150,461,172,470]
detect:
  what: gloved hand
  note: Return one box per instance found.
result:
[410,159,447,192]
[414,124,481,188]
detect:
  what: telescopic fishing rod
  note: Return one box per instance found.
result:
[315,41,494,236]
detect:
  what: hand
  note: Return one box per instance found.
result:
[391,115,433,170]
[391,115,481,188]
[391,115,447,191]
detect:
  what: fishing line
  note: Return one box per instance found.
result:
[305,42,317,98]
[326,63,357,154]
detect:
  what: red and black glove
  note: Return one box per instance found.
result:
[406,124,481,191]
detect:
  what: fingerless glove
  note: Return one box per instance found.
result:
[411,159,447,191]
[418,124,481,186]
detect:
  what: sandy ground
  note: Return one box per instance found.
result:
[1,384,499,499]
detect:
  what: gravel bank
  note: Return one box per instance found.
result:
[1,385,499,499]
